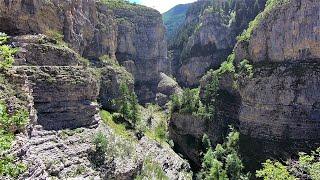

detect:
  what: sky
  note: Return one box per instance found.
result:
[129,0,197,13]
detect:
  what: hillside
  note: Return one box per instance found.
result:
[162,3,191,40]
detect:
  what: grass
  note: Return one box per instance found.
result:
[100,110,132,139]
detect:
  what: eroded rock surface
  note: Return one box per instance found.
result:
[169,0,266,87]
[156,73,182,107]
[232,0,320,165]
[11,122,191,180]
[235,0,320,63]
[0,0,170,103]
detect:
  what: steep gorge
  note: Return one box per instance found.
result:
[168,0,320,173]
[0,0,320,179]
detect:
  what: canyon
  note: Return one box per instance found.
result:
[0,0,319,179]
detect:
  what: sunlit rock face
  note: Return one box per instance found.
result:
[169,0,267,87]
[233,0,320,165]
[0,0,170,104]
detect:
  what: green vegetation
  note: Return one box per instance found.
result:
[117,83,141,126]
[170,88,203,117]
[135,158,169,180]
[237,0,291,42]
[0,33,16,70]
[257,147,320,180]
[100,0,139,9]
[100,110,132,139]
[163,4,191,40]
[154,120,167,143]
[91,131,108,166]
[197,127,248,180]
[239,59,253,78]
[0,33,29,178]
[0,156,27,178]
[0,102,29,178]
[171,53,236,120]
[256,160,296,180]
[0,102,29,132]
[45,30,64,43]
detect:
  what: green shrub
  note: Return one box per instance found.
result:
[94,131,108,152]
[117,83,141,126]
[0,102,28,178]
[0,102,29,132]
[239,59,253,78]
[257,147,320,180]
[0,156,27,178]
[135,158,169,180]
[197,127,248,180]
[100,110,132,139]
[154,120,168,144]
[256,160,295,180]
[0,130,14,152]
[100,0,138,9]
[0,33,16,70]
[45,30,64,42]
[91,131,108,166]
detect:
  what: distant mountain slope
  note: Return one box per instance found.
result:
[162,3,191,40]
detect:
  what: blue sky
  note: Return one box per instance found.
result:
[129,0,197,13]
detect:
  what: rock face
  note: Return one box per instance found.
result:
[169,0,266,87]
[99,64,134,111]
[169,113,223,167]
[169,71,240,167]
[235,0,320,63]
[156,73,182,107]
[2,33,191,179]
[232,0,320,164]
[10,35,100,130]
[12,123,191,179]
[0,0,170,103]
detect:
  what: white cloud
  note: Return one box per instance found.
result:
[139,0,196,13]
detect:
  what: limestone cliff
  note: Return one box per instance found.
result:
[169,0,266,87]
[169,0,320,170]
[0,33,191,179]
[0,0,170,103]
[234,0,320,157]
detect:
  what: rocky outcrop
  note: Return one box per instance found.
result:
[0,0,170,103]
[169,71,241,167]
[11,35,82,66]
[15,66,99,130]
[10,123,191,179]
[99,64,134,111]
[169,113,220,167]
[169,0,266,87]
[232,0,320,165]
[156,73,182,107]
[235,0,320,63]
[9,35,100,130]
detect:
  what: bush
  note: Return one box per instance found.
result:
[197,127,248,180]
[117,83,141,126]
[154,120,168,144]
[135,158,169,180]
[0,33,16,70]
[0,156,27,178]
[91,131,108,166]
[256,160,295,180]
[239,59,253,78]
[0,102,28,178]
[257,147,320,180]
[100,110,132,139]
[0,102,29,132]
